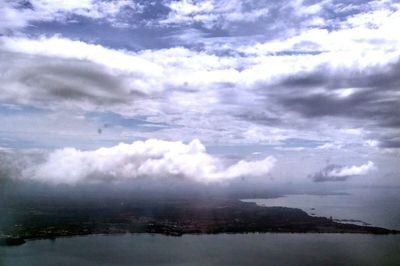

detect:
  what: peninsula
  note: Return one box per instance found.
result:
[1,198,398,245]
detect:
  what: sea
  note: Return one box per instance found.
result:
[1,187,399,266]
[242,187,400,230]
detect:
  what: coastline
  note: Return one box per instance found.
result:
[2,203,398,246]
[2,228,399,247]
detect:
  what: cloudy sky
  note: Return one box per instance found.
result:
[0,0,399,186]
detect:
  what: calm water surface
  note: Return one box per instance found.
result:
[1,234,400,266]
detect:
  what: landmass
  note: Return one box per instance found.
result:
[1,197,398,246]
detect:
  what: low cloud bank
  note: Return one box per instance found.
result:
[310,161,375,182]
[17,139,276,185]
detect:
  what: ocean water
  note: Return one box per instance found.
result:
[1,234,400,266]
[242,187,400,230]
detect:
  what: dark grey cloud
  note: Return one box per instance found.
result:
[21,62,131,104]
[378,137,400,149]
[280,89,374,118]
[0,149,45,180]
[0,51,143,108]
[268,61,400,146]
[280,71,399,119]
[310,164,353,182]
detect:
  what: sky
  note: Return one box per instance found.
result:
[0,0,399,186]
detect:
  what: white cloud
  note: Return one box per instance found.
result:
[311,161,376,182]
[1,36,163,77]
[0,0,140,32]
[30,0,94,13]
[239,5,400,69]
[328,161,375,177]
[22,139,276,185]
[274,147,305,151]
[340,128,363,135]
[316,143,343,150]
[160,0,269,28]
[0,36,240,96]
[0,3,30,32]
[365,139,379,147]
[167,0,214,17]
[243,127,287,144]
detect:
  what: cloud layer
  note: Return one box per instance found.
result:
[0,0,399,186]
[17,139,276,185]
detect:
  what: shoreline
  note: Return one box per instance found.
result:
[2,225,399,246]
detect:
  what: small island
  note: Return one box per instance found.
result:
[1,198,398,245]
